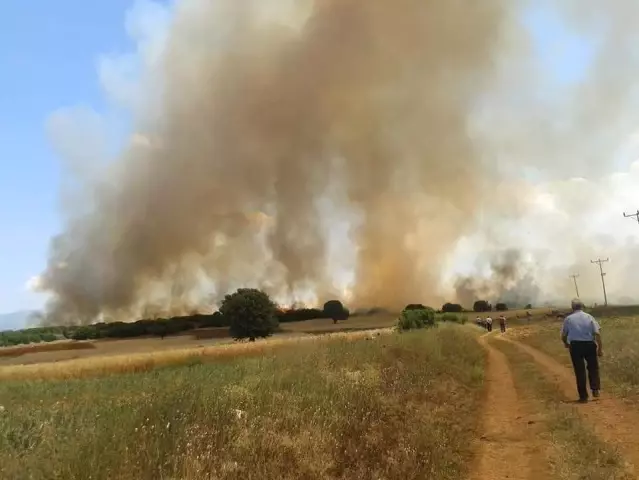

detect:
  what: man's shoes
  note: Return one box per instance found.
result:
[592,390,600,398]
[578,397,589,404]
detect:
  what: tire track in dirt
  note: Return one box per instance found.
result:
[471,333,545,480]
[500,335,639,477]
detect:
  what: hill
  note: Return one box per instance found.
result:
[0,310,37,331]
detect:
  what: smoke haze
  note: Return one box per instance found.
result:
[39,0,639,323]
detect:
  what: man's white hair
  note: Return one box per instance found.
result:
[571,298,584,309]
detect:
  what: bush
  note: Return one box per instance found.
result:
[442,303,463,313]
[323,300,349,324]
[524,304,532,310]
[441,312,466,324]
[495,303,508,312]
[397,307,436,331]
[278,308,327,323]
[194,312,228,328]
[220,288,279,341]
[71,326,100,341]
[472,300,491,312]
[403,303,427,311]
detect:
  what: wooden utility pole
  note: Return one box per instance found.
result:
[623,209,639,224]
[590,258,609,306]
[569,273,580,298]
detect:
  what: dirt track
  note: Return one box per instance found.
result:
[498,335,639,477]
[471,333,546,480]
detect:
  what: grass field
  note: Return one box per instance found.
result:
[0,325,485,480]
[515,315,639,399]
[0,314,401,368]
[0,309,550,369]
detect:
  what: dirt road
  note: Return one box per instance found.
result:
[471,333,546,480]
[498,335,639,476]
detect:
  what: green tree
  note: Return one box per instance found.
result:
[442,303,463,313]
[473,300,491,312]
[323,300,349,324]
[495,303,508,311]
[397,306,436,331]
[220,288,279,342]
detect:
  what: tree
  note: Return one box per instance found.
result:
[495,303,508,311]
[323,300,349,324]
[442,303,463,313]
[473,300,492,312]
[403,303,427,311]
[397,307,436,331]
[148,320,169,340]
[220,288,279,341]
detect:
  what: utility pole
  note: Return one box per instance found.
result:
[590,258,609,307]
[623,209,639,224]
[569,273,580,298]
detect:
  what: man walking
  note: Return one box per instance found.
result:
[485,316,493,332]
[499,314,507,333]
[561,298,603,403]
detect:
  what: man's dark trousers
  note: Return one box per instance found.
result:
[569,341,600,400]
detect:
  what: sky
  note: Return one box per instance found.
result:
[0,1,157,314]
[1,1,639,320]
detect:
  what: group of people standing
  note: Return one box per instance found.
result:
[475,314,508,333]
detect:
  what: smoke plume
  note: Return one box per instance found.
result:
[454,249,541,307]
[40,0,639,323]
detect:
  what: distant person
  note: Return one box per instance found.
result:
[475,316,482,328]
[485,316,493,332]
[526,311,532,323]
[499,315,507,333]
[561,298,603,403]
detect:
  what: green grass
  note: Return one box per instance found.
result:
[518,317,639,399]
[489,338,629,480]
[0,325,484,480]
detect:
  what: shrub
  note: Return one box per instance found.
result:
[41,333,57,342]
[194,312,228,328]
[473,300,492,312]
[441,312,466,324]
[442,303,463,313]
[323,300,349,324]
[403,303,427,311]
[397,307,436,331]
[71,326,99,341]
[277,308,327,323]
[495,303,508,312]
[524,303,532,310]
[220,288,279,341]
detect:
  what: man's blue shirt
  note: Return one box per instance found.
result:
[561,310,600,343]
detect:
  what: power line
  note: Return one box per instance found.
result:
[623,209,639,224]
[569,273,580,298]
[590,258,609,307]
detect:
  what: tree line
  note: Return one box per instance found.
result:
[0,292,351,346]
[1,289,521,347]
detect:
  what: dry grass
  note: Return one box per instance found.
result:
[0,314,398,368]
[0,329,393,381]
[0,325,485,480]
[281,313,399,333]
[0,341,95,358]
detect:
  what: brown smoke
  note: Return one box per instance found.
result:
[455,249,541,308]
[40,0,639,323]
